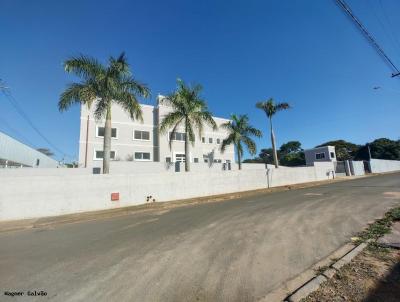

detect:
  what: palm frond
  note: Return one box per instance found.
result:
[121,76,150,98]
[159,111,184,134]
[242,136,257,156]
[247,126,262,138]
[159,78,215,149]
[221,133,236,153]
[113,91,143,122]
[64,55,105,80]
[58,83,96,112]
[275,102,291,111]
[94,99,109,120]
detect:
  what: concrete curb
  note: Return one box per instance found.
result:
[284,242,368,302]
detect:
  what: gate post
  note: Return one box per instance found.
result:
[344,160,351,176]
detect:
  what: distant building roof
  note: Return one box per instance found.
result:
[0,131,59,168]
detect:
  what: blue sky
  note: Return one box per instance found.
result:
[1,0,399,161]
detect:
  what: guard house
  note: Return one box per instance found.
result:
[304,146,337,166]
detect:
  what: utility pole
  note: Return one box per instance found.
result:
[367,144,372,160]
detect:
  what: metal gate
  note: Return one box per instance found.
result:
[334,161,346,176]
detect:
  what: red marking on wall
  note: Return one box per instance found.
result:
[111,193,119,201]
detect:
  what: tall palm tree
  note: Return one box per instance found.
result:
[159,79,217,172]
[256,98,290,168]
[59,52,150,174]
[221,114,262,170]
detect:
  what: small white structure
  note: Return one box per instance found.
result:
[304,146,337,166]
[0,131,59,168]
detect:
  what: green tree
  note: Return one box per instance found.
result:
[316,140,359,161]
[221,114,262,170]
[159,79,217,172]
[279,140,305,166]
[279,141,302,155]
[258,148,275,164]
[356,138,400,160]
[256,98,290,168]
[59,53,150,174]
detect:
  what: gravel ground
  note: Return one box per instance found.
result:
[303,245,400,302]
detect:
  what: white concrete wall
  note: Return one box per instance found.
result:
[0,161,341,222]
[0,170,267,221]
[109,161,175,174]
[350,160,365,176]
[370,159,400,173]
[0,168,91,177]
[266,162,335,187]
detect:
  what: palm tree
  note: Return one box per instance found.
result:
[221,114,262,170]
[256,98,290,168]
[59,52,150,174]
[159,79,217,172]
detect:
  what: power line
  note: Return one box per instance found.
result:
[0,115,38,149]
[1,90,75,159]
[378,0,400,55]
[335,0,400,78]
[367,0,400,57]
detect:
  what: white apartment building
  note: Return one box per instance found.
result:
[78,96,235,168]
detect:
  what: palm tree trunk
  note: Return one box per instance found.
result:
[237,144,242,170]
[103,106,112,174]
[184,122,190,172]
[270,117,279,168]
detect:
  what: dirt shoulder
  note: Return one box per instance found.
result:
[302,207,400,302]
[303,247,400,302]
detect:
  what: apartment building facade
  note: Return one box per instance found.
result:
[78,96,235,168]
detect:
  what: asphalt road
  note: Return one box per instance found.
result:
[1,173,400,302]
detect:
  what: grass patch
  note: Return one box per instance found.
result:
[388,207,400,221]
[314,265,329,275]
[357,207,400,242]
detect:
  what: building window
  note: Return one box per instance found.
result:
[194,158,199,163]
[134,130,150,140]
[166,157,171,163]
[213,159,222,163]
[96,126,117,138]
[209,137,213,144]
[94,150,116,160]
[36,159,40,166]
[217,138,221,144]
[169,132,186,141]
[315,152,325,160]
[175,154,186,162]
[330,152,335,158]
[135,152,151,160]
[203,155,209,163]
[202,137,205,143]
